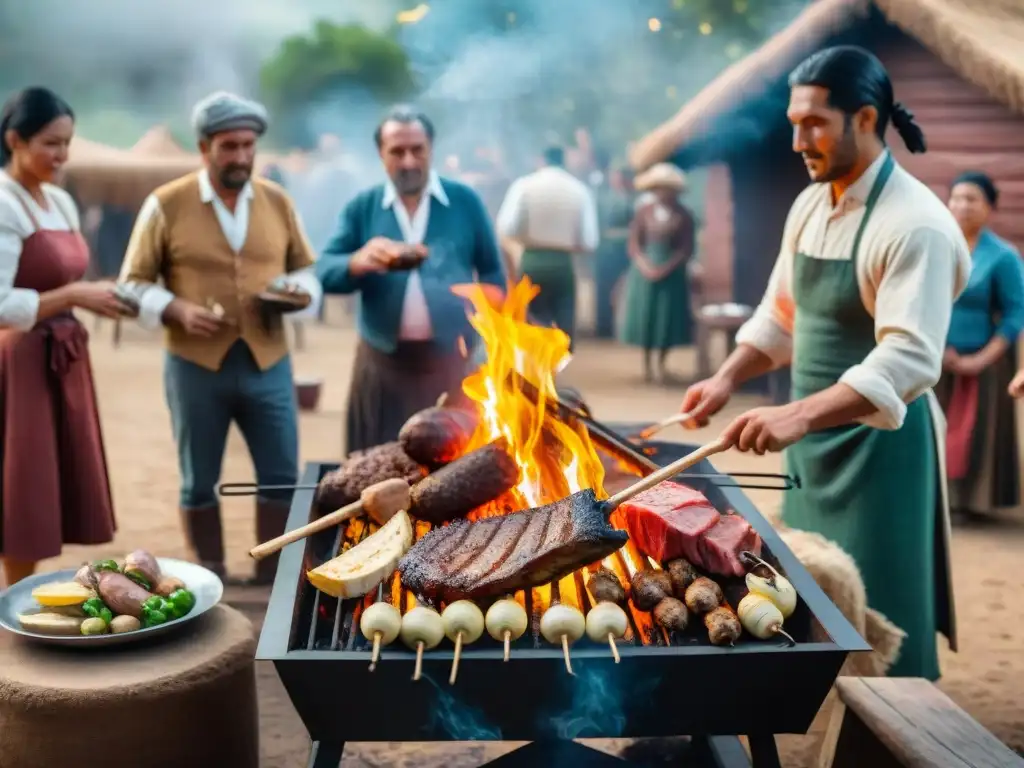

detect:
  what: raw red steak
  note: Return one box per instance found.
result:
[698,514,763,577]
[621,481,720,564]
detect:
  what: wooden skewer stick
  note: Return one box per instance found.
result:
[561,634,574,676]
[449,632,465,685]
[369,632,383,672]
[608,633,621,664]
[605,438,731,509]
[635,410,698,441]
[413,641,425,681]
[503,630,511,662]
[249,478,411,560]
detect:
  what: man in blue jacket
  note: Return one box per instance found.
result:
[316,106,506,453]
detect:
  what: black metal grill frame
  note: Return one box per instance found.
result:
[258,431,869,767]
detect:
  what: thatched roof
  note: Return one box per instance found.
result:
[630,0,1024,170]
[131,125,194,158]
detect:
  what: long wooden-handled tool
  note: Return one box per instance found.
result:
[248,478,411,561]
[630,411,698,441]
[603,438,731,510]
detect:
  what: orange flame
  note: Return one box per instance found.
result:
[456,277,606,508]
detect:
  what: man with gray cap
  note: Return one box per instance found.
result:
[119,91,321,586]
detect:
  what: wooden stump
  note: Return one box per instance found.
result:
[0,604,259,768]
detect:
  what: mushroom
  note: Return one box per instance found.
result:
[585,602,629,663]
[359,603,402,671]
[540,603,585,675]
[441,600,485,685]
[399,604,444,681]
[485,597,528,661]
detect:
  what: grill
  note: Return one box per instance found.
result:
[257,423,869,768]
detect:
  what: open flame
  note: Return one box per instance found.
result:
[457,277,606,508]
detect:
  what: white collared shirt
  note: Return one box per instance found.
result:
[736,151,972,430]
[122,168,321,329]
[0,170,80,330]
[382,170,449,340]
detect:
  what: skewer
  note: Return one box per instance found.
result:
[632,410,698,441]
[360,587,401,672]
[585,602,628,664]
[400,604,444,682]
[540,602,585,677]
[442,601,484,685]
[248,478,411,560]
[608,634,620,663]
[485,597,527,662]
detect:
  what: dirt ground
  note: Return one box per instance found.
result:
[30,302,1024,767]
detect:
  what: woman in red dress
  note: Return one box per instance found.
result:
[0,87,127,586]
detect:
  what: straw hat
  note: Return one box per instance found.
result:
[634,162,686,192]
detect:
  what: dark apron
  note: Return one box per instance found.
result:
[781,154,955,680]
[519,248,576,344]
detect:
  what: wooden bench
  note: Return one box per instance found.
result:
[821,676,1023,768]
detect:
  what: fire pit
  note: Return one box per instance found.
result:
[257,281,868,766]
[258,435,867,768]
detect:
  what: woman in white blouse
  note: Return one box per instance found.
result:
[0,87,128,586]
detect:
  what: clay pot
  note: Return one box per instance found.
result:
[294,378,322,412]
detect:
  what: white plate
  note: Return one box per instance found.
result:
[0,558,223,647]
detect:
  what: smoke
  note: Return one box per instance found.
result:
[3,0,809,223]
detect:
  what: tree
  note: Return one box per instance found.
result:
[260,20,416,145]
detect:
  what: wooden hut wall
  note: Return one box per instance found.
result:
[880,33,1024,251]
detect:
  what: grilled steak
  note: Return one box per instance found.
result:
[621,480,761,577]
[398,489,628,602]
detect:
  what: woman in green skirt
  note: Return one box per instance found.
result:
[619,163,696,382]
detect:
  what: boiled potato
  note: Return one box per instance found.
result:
[18,612,84,636]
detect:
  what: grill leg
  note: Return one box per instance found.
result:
[307,740,344,768]
[746,734,781,768]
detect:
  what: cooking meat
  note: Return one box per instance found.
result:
[665,558,698,597]
[315,442,425,514]
[653,597,689,633]
[587,567,627,604]
[398,489,628,603]
[620,480,762,577]
[629,569,673,611]
[409,439,519,524]
[698,515,763,577]
[399,407,481,468]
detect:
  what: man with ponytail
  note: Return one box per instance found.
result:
[679,46,971,679]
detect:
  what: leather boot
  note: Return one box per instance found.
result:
[179,505,226,578]
[253,499,291,585]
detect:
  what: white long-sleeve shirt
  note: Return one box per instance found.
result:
[735,151,971,430]
[122,169,322,329]
[0,172,79,330]
[496,165,599,253]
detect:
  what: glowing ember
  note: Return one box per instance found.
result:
[455,277,606,508]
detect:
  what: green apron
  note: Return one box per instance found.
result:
[520,248,577,343]
[782,154,949,680]
[618,238,692,350]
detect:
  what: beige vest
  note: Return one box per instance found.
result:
[512,167,590,251]
[153,174,301,371]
